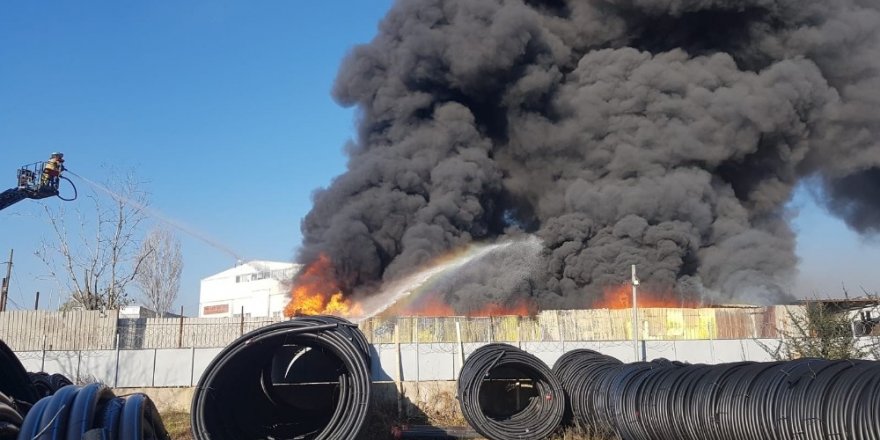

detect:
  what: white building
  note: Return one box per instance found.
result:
[199,260,301,318]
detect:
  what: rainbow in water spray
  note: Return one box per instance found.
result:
[355,236,542,320]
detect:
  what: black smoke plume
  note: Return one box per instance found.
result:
[298,0,880,309]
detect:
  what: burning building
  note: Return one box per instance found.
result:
[287,0,880,318]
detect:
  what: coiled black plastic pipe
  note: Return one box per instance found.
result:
[1,392,24,440]
[191,315,371,440]
[555,349,880,440]
[457,343,564,440]
[0,340,39,407]
[28,373,73,399]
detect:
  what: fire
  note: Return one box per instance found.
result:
[389,295,533,317]
[593,284,699,309]
[283,254,362,318]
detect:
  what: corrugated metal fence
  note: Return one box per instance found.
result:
[0,306,799,351]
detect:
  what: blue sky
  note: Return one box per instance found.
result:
[1,1,877,314]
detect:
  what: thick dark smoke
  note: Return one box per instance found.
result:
[299,0,880,309]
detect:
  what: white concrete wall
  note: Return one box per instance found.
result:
[13,337,799,388]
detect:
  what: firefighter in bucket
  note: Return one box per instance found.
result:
[41,152,65,189]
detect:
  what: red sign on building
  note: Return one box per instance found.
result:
[203,304,230,315]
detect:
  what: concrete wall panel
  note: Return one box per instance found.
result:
[398,344,419,381]
[672,340,713,364]
[594,341,640,363]
[417,344,455,381]
[744,339,778,362]
[79,350,117,384]
[371,344,397,381]
[14,351,43,372]
[116,350,155,387]
[41,351,80,379]
[154,349,194,387]
[644,341,677,361]
[711,340,747,363]
[191,348,223,386]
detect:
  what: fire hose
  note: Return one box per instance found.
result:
[554,349,880,440]
[190,315,372,440]
[456,343,564,440]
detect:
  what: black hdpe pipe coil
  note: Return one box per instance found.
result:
[16,383,169,440]
[552,349,621,431]
[457,343,564,440]
[0,339,39,406]
[28,373,74,399]
[554,349,880,440]
[1,392,24,440]
[191,315,372,440]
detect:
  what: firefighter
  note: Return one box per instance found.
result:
[41,152,65,188]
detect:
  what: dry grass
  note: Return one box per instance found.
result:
[417,387,468,427]
[161,407,616,440]
[160,411,193,440]
[547,425,617,440]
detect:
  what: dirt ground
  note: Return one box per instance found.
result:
[160,408,614,440]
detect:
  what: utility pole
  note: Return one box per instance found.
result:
[631,264,640,362]
[0,249,12,312]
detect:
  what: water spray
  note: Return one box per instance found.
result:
[66,171,244,261]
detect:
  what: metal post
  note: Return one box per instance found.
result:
[239,306,245,335]
[151,348,157,387]
[631,264,640,362]
[190,346,196,386]
[178,305,185,348]
[76,350,81,383]
[114,332,120,387]
[413,318,420,382]
[488,316,493,343]
[1,249,13,312]
[34,291,40,310]
[455,320,464,379]
[516,316,522,350]
[40,335,46,371]
[394,322,403,417]
[708,321,716,363]
[413,318,420,410]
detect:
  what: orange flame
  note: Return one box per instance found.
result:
[593,284,699,309]
[283,254,362,317]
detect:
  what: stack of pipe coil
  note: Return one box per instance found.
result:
[28,373,74,398]
[18,383,169,440]
[2,338,168,440]
[551,349,622,433]
[191,315,372,440]
[1,338,39,440]
[554,349,880,440]
[457,343,564,440]
[0,392,24,440]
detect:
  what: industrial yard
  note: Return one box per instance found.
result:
[3,0,880,439]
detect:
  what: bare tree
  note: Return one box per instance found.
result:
[134,227,182,317]
[36,172,150,311]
